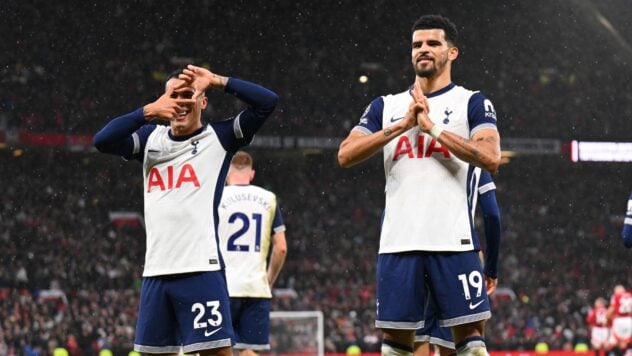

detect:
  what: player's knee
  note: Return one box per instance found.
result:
[455,336,488,356]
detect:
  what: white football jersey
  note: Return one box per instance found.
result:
[141,125,229,276]
[218,184,285,298]
[353,83,498,253]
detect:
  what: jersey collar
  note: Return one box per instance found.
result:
[168,125,206,141]
[408,82,456,98]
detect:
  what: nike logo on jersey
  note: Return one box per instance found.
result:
[469,300,484,310]
[204,327,222,337]
[390,116,404,123]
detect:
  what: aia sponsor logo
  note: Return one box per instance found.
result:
[147,163,200,192]
[392,135,451,161]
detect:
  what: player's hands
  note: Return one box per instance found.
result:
[178,64,228,96]
[143,86,195,121]
[411,81,435,133]
[402,100,423,131]
[485,275,498,296]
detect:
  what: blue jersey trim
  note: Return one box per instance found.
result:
[273,204,284,230]
[467,92,498,134]
[424,83,456,98]
[355,97,384,133]
[466,166,480,250]
[213,152,236,269]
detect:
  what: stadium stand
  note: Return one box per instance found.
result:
[2,1,632,354]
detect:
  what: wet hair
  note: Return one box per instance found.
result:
[231,151,253,170]
[411,15,458,46]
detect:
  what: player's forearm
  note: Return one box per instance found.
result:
[93,108,145,154]
[483,215,501,278]
[435,130,501,173]
[267,250,287,287]
[338,124,409,167]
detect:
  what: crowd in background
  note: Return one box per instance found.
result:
[2,0,632,354]
[2,1,632,140]
[1,149,630,354]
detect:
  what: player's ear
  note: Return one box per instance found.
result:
[200,96,208,110]
[250,170,255,182]
[448,46,459,61]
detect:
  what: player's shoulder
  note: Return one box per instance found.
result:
[227,184,275,197]
[249,184,277,198]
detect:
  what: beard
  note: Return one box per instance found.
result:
[414,54,449,78]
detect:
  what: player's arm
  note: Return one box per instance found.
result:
[338,100,418,167]
[621,193,632,248]
[181,65,278,148]
[411,83,501,173]
[479,179,501,294]
[267,204,287,288]
[93,86,194,158]
[606,304,615,322]
[267,230,287,288]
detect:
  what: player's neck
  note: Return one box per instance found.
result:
[227,176,251,186]
[415,74,452,94]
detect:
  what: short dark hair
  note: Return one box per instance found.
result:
[167,68,184,81]
[411,15,458,46]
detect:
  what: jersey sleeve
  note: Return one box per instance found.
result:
[351,97,384,135]
[272,203,286,234]
[622,192,632,248]
[467,92,498,138]
[213,78,279,152]
[478,171,501,279]
[93,107,157,161]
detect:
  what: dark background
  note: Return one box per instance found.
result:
[1,0,631,354]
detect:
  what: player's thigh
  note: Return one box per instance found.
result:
[135,277,180,352]
[169,271,234,354]
[233,298,271,347]
[612,317,632,341]
[376,252,427,329]
[425,251,491,329]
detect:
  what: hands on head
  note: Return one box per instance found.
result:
[143,85,197,121]
[143,64,227,121]
[177,64,228,98]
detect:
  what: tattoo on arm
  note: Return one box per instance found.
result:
[384,128,393,136]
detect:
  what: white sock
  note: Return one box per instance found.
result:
[381,342,413,356]
[456,339,488,356]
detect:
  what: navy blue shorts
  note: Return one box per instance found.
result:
[415,292,455,349]
[134,271,234,354]
[230,297,271,350]
[375,251,491,330]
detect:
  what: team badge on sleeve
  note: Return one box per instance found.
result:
[483,99,497,120]
[359,104,371,125]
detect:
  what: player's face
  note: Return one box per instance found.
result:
[411,29,457,78]
[166,78,208,136]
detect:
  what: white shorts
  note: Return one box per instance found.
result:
[612,316,632,343]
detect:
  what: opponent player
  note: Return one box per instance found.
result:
[585,297,613,356]
[607,285,632,354]
[218,151,287,356]
[414,170,501,356]
[93,65,278,355]
[338,14,501,356]
[622,192,632,248]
